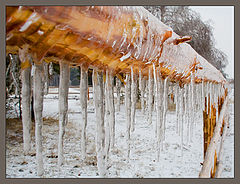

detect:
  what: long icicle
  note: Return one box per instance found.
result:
[162,77,168,141]
[116,77,121,112]
[130,66,137,132]
[80,65,88,160]
[104,70,110,161]
[147,67,153,125]
[139,69,146,114]
[179,86,184,156]
[125,73,131,159]
[153,63,158,137]
[93,71,106,177]
[175,83,179,134]
[153,64,157,112]
[106,70,115,149]
[33,62,44,176]
[19,47,32,155]
[58,61,70,167]
[43,61,49,95]
[156,69,162,161]
[190,74,195,142]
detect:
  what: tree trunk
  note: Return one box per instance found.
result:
[33,63,44,176]
[58,61,69,166]
[80,65,88,160]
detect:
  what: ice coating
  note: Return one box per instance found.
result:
[6,6,226,84]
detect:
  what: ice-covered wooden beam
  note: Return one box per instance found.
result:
[6,6,226,84]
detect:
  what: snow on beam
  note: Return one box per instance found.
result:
[58,61,70,166]
[6,6,226,84]
[80,65,88,160]
[19,45,32,155]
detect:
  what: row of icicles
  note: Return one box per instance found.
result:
[81,64,226,176]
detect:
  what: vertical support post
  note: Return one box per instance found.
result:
[80,65,88,160]
[58,61,69,166]
[19,47,32,155]
[33,62,44,176]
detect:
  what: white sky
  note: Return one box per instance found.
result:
[190,6,234,79]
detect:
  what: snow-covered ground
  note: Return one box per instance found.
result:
[6,85,234,178]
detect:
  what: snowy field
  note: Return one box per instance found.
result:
[6,85,234,178]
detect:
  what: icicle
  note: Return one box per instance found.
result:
[93,71,106,177]
[162,77,168,141]
[43,61,49,95]
[153,64,157,112]
[153,64,158,135]
[105,70,115,149]
[92,70,96,108]
[190,74,195,142]
[33,62,44,176]
[58,61,70,167]
[49,62,53,76]
[174,83,179,134]
[206,82,209,113]
[130,66,137,132]
[139,69,146,114]
[104,71,110,161]
[156,69,161,161]
[179,86,184,156]
[116,77,121,112]
[147,68,153,125]
[80,65,88,160]
[19,47,32,155]
[209,82,213,115]
[201,81,204,111]
[125,73,131,159]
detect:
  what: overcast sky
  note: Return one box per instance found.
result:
[190,6,234,79]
